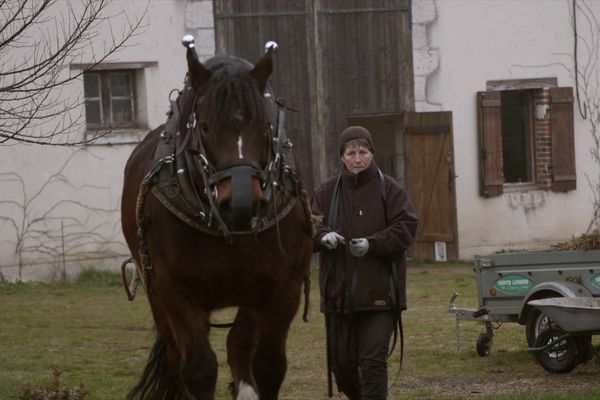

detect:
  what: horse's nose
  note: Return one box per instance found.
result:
[253,196,268,215]
[216,172,265,231]
[217,196,266,231]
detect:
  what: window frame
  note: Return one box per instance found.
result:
[478,79,576,197]
[499,89,536,186]
[84,69,137,130]
[72,62,156,145]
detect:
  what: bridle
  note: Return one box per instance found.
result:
[144,70,299,242]
[127,41,314,322]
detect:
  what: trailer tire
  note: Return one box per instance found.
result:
[526,302,594,362]
[533,327,578,373]
[476,333,493,357]
[525,304,554,347]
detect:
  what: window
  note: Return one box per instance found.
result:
[478,82,576,197]
[501,90,533,184]
[84,70,136,129]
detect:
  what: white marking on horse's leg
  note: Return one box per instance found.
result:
[236,381,258,400]
[237,135,244,159]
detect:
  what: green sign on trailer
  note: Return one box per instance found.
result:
[493,275,533,294]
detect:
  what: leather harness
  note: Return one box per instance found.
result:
[143,80,302,242]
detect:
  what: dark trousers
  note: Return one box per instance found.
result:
[328,311,395,400]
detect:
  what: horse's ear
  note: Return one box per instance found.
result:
[251,42,277,92]
[182,35,211,90]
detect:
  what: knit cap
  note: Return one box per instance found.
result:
[339,126,374,155]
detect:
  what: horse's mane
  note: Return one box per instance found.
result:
[180,55,268,135]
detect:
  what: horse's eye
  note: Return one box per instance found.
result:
[200,123,209,134]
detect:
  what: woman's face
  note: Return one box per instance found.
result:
[341,143,373,174]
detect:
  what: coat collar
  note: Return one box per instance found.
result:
[341,161,378,187]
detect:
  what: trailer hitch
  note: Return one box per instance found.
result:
[448,293,494,354]
[448,292,463,352]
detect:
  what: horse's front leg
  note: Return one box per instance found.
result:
[154,279,217,400]
[252,282,303,400]
[227,306,259,399]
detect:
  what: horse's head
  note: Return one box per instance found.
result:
[182,36,277,232]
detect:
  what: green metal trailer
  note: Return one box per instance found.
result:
[448,249,600,356]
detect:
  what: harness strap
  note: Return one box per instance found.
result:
[378,170,404,369]
[324,313,334,398]
[324,174,341,308]
[324,175,341,397]
[166,91,180,138]
[327,175,342,232]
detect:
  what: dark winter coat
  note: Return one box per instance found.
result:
[311,161,418,313]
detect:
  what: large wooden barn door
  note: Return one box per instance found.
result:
[214,0,412,189]
[315,1,413,178]
[214,1,316,187]
[405,112,459,260]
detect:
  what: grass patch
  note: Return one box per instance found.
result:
[0,262,598,399]
[74,269,123,287]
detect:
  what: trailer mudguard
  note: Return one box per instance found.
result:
[518,281,592,324]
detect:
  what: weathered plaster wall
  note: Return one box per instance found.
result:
[4,0,598,278]
[417,0,598,258]
[412,0,441,112]
[0,1,215,280]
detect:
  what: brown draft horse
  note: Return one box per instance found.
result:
[121,37,313,400]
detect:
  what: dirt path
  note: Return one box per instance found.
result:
[395,361,600,397]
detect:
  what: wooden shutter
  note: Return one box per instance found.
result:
[550,87,576,192]
[477,91,503,197]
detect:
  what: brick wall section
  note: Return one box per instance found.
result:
[534,88,552,189]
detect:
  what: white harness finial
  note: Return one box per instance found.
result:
[182,34,195,49]
[264,40,278,53]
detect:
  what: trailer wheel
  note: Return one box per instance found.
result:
[526,302,594,362]
[476,333,493,357]
[525,304,553,347]
[533,328,578,373]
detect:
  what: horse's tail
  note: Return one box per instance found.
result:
[127,334,181,400]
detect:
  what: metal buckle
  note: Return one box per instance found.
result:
[198,154,209,171]
[187,113,197,129]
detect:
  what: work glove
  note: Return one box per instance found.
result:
[349,238,369,257]
[321,232,345,249]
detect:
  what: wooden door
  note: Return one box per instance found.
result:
[315,0,413,178]
[214,0,413,188]
[405,112,459,260]
[214,1,316,187]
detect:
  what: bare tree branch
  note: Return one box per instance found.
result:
[0,150,127,281]
[0,0,148,145]
[572,0,600,232]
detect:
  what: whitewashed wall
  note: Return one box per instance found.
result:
[4,0,597,279]
[413,0,599,258]
[0,0,215,281]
